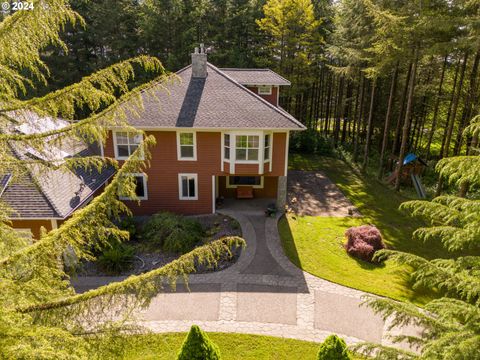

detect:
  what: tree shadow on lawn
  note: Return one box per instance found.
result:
[289,153,452,260]
[279,213,435,305]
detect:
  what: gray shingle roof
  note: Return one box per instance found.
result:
[2,149,115,219]
[1,111,116,219]
[219,68,291,86]
[122,63,304,130]
[0,174,11,197]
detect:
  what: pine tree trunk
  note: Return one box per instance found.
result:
[353,74,365,162]
[350,75,361,142]
[324,73,333,135]
[342,81,353,144]
[378,63,399,178]
[439,55,461,159]
[334,76,344,146]
[393,64,412,155]
[443,51,468,158]
[454,48,480,155]
[395,55,418,191]
[425,54,448,160]
[363,78,377,171]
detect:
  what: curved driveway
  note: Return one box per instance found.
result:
[138,207,412,347]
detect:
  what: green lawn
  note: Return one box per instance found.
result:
[279,154,452,304]
[92,332,365,359]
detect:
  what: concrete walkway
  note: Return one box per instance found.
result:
[72,205,416,346]
[132,207,412,347]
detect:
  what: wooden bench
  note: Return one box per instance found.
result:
[236,186,254,199]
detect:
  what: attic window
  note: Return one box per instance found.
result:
[258,85,272,95]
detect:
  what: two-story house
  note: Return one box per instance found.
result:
[103,46,305,216]
[2,46,304,239]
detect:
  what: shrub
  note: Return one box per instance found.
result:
[97,243,135,275]
[142,212,204,253]
[119,216,137,238]
[317,334,351,360]
[177,325,221,360]
[290,128,334,156]
[344,225,385,262]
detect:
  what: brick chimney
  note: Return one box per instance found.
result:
[191,44,207,78]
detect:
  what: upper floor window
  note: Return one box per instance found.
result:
[264,134,271,161]
[119,173,148,200]
[114,131,143,160]
[177,132,196,160]
[258,85,272,95]
[224,134,230,160]
[236,135,259,161]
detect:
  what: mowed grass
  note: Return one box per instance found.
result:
[279,153,450,304]
[92,332,365,360]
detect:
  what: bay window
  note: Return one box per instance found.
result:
[235,135,259,161]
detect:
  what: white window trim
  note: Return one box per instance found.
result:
[226,176,264,189]
[112,131,144,160]
[178,173,198,200]
[264,133,272,163]
[119,173,148,201]
[176,131,197,161]
[258,85,273,95]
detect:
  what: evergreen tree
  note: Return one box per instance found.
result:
[256,0,322,119]
[0,2,244,357]
[177,325,221,360]
[354,116,480,359]
[317,334,351,360]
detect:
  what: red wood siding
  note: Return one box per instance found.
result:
[104,130,288,215]
[246,86,279,106]
[11,219,52,239]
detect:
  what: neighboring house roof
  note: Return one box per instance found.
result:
[0,174,11,197]
[121,63,305,130]
[219,68,291,86]
[1,111,115,219]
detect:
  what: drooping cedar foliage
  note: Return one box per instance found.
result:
[0,2,245,358]
[354,117,480,359]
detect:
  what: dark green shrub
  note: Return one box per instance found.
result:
[97,243,135,275]
[119,216,137,238]
[317,334,351,360]
[142,212,204,253]
[177,325,221,360]
[290,128,334,156]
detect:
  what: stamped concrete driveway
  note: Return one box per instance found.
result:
[130,205,415,348]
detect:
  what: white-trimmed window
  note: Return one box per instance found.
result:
[119,173,148,200]
[224,134,230,160]
[236,135,259,161]
[258,85,272,95]
[114,131,143,160]
[177,132,196,160]
[264,134,271,161]
[179,173,198,200]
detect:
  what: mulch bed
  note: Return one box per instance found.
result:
[77,214,242,277]
[287,170,360,217]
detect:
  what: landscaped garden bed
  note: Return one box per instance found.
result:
[77,213,242,277]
